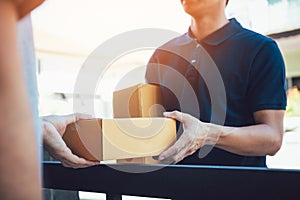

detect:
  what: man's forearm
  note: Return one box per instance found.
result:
[0,1,41,199]
[211,123,282,156]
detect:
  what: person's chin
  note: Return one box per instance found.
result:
[183,8,195,16]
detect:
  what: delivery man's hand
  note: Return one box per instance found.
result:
[41,113,99,168]
[158,111,217,164]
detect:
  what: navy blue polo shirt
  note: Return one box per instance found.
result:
[145,18,287,167]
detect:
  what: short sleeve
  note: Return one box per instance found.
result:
[247,40,287,112]
[13,0,44,19]
[145,51,160,84]
[145,49,181,112]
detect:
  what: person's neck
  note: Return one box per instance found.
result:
[190,14,229,41]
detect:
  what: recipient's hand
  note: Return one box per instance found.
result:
[159,111,218,164]
[41,113,99,168]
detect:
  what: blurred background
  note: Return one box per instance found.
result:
[31,0,300,199]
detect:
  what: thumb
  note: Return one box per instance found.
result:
[163,111,184,123]
[64,113,93,125]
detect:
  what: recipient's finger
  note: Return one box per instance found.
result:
[64,113,93,125]
[60,149,99,169]
[74,113,93,120]
[63,157,99,169]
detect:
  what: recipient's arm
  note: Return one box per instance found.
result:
[0,1,41,199]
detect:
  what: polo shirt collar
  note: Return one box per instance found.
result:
[178,18,242,46]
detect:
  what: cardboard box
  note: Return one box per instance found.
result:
[63,119,102,161]
[113,84,164,118]
[116,157,161,164]
[63,118,176,161]
[113,84,170,164]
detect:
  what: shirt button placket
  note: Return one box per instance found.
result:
[190,42,200,65]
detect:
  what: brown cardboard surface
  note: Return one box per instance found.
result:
[116,157,161,164]
[113,84,170,164]
[63,118,176,162]
[102,118,176,160]
[63,119,103,161]
[113,84,164,118]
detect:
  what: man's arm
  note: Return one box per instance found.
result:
[215,110,284,156]
[0,1,41,199]
[159,110,284,163]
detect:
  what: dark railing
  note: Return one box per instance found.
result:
[43,161,300,200]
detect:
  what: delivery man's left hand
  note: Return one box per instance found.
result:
[159,111,217,164]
